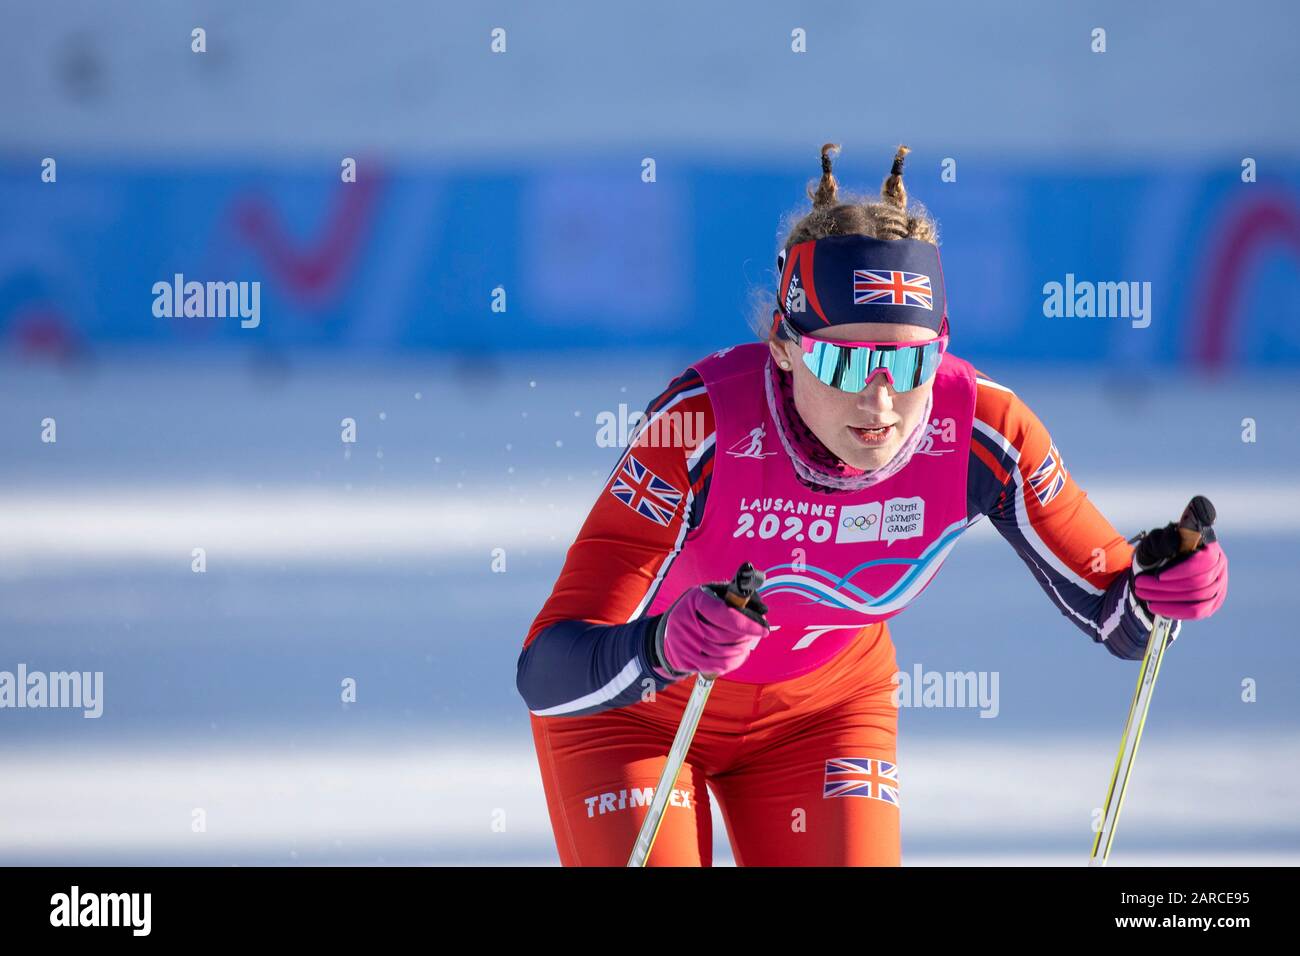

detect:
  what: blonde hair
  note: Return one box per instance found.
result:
[747,143,940,340]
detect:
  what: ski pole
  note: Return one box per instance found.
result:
[1088,495,1217,867]
[627,562,765,868]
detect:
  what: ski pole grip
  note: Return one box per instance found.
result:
[697,562,765,683]
[1135,496,1217,570]
[1176,495,1217,552]
[724,561,764,610]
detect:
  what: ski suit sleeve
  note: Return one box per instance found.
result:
[965,371,1177,660]
[516,368,717,716]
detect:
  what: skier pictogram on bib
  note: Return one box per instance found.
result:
[727,423,780,459]
[913,417,956,457]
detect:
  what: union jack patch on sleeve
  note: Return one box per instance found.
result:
[1028,442,1068,506]
[609,454,684,526]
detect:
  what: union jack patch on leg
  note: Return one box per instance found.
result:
[823,756,899,805]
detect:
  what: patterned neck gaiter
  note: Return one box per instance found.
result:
[763,354,933,494]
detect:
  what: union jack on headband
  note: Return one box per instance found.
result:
[823,757,899,805]
[609,454,684,526]
[853,270,934,310]
[1028,442,1068,506]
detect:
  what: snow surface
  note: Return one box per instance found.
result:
[2,354,1296,865]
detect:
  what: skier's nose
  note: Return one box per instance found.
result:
[856,372,894,409]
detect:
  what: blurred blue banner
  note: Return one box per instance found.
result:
[3,159,1298,367]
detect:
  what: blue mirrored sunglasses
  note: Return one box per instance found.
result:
[775,314,948,394]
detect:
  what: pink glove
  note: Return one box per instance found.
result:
[1133,540,1228,620]
[652,584,770,679]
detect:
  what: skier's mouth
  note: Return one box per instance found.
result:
[848,423,895,446]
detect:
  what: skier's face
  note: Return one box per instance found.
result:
[769,322,938,471]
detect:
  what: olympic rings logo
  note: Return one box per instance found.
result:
[841,514,878,529]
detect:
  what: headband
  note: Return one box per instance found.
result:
[775,234,947,335]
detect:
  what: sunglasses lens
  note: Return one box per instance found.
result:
[801,339,942,393]
[884,347,919,389]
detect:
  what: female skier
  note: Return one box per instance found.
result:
[515,144,1229,866]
